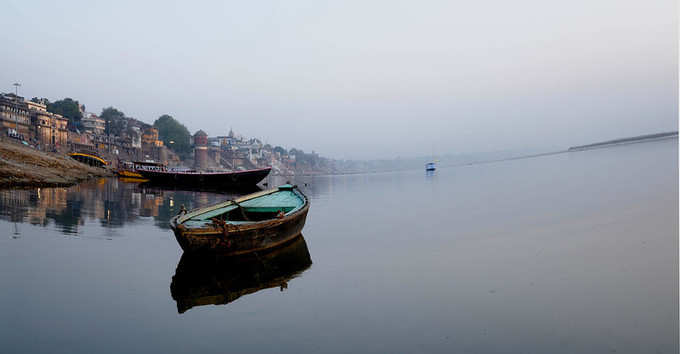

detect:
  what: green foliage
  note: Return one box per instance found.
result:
[273,146,287,155]
[153,114,191,159]
[30,97,50,104]
[100,107,126,136]
[47,98,82,130]
[287,148,320,168]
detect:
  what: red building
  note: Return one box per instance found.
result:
[193,130,208,170]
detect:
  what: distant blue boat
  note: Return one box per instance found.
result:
[425,162,436,171]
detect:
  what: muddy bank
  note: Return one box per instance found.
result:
[0,140,113,188]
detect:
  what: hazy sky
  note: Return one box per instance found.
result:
[1,0,677,159]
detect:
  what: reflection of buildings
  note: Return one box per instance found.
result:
[26,188,68,225]
[0,188,71,230]
[0,179,245,235]
[0,176,330,236]
[139,190,164,218]
[0,179,135,233]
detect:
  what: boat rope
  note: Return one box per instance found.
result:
[211,217,230,238]
[227,199,250,221]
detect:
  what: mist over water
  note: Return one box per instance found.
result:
[0,139,677,353]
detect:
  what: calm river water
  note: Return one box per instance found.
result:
[1,139,677,354]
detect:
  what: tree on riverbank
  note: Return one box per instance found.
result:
[153,114,192,159]
[100,107,127,136]
[47,98,83,131]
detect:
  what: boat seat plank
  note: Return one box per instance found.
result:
[191,205,239,221]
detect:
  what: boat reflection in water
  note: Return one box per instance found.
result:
[170,234,312,314]
[138,181,263,195]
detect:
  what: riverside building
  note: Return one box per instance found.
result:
[0,93,68,149]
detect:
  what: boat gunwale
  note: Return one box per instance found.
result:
[142,166,272,176]
[175,186,300,224]
[69,152,108,165]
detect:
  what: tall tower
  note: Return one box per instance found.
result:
[193,130,208,170]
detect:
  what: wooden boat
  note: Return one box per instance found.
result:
[116,161,165,179]
[138,181,263,195]
[138,166,271,188]
[69,152,107,167]
[117,170,144,179]
[170,184,309,255]
[170,234,312,313]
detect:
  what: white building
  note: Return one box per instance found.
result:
[82,113,105,135]
[131,126,141,148]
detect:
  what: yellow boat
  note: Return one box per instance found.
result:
[117,169,144,179]
[69,152,107,167]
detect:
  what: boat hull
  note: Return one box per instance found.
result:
[138,167,270,188]
[170,200,309,255]
[69,152,107,168]
[117,169,145,179]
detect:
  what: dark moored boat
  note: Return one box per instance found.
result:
[137,166,271,188]
[117,160,166,179]
[170,234,312,313]
[170,184,309,255]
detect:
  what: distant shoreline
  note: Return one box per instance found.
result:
[1,131,675,184]
[439,133,677,171]
[568,131,678,152]
[316,131,678,176]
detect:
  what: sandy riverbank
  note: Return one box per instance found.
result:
[0,139,113,188]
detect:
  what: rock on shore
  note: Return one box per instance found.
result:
[0,140,113,188]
